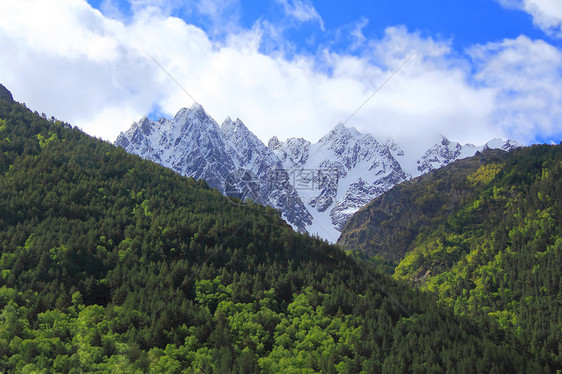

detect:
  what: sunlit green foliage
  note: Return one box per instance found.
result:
[467,162,504,186]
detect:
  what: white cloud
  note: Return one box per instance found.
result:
[196,0,239,22]
[344,26,498,153]
[99,0,126,20]
[0,0,162,140]
[275,0,325,30]
[349,17,369,51]
[0,0,121,61]
[497,0,562,37]
[0,0,561,151]
[469,35,562,142]
[193,0,242,38]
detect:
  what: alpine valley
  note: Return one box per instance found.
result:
[2,83,553,372]
[116,104,521,242]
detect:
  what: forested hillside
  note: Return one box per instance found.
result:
[339,144,562,369]
[338,149,511,260]
[0,87,553,372]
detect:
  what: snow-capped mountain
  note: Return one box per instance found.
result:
[220,117,312,230]
[415,136,521,175]
[275,132,521,240]
[116,103,521,242]
[115,104,235,190]
[115,104,312,231]
[270,124,408,241]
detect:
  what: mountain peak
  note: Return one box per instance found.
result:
[221,117,251,136]
[439,135,450,146]
[332,122,359,134]
[319,123,360,145]
[173,107,189,119]
[175,102,206,116]
[485,138,522,151]
[336,122,362,137]
[190,102,203,111]
[268,136,282,150]
[171,103,214,129]
[116,104,524,243]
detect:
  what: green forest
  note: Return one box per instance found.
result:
[0,85,558,372]
[340,141,562,371]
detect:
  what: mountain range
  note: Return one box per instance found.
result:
[116,104,521,241]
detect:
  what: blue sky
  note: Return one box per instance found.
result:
[88,0,551,48]
[1,0,562,150]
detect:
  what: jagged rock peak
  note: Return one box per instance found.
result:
[137,117,154,136]
[439,135,451,146]
[221,117,249,134]
[329,122,360,136]
[172,102,210,123]
[385,138,405,157]
[318,124,355,147]
[485,138,522,151]
[190,102,204,112]
[268,136,282,150]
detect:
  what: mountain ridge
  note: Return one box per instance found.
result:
[116,105,313,231]
[116,103,521,241]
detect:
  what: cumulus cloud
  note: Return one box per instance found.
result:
[0,0,561,150]
[497,0,562,37]
[0,0,163,140]
[469,35,562,143]
[341,26,498,153]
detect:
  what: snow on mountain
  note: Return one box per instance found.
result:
[220,117,312,230]
[269,136,310,170]
[116,105,235,191]
[116,105,312,231]
[415,136,522,176]
[271,124,408,241]
[270,128,521,241]
[484,138,522,151]
[116,104,521,243]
